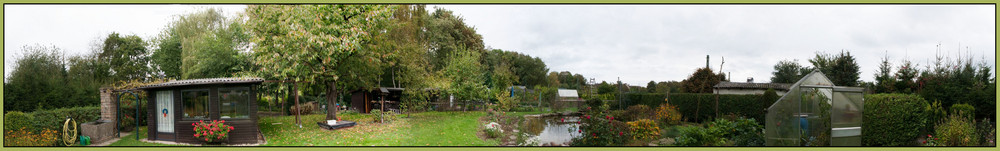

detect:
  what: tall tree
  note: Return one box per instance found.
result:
[646,81,657,93]
[873,54,895,93]
[426,7,485,70]
[682,67,721,93]
[246,5,393,120]
[443,50,488,110]
[99,33,151,82]
[809,51,860,86]
[151,8,225,79]
[4,45,69,112]
[770,59,812,83]
[894,60,918,93]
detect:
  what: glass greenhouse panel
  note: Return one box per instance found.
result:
[766,70,862,146]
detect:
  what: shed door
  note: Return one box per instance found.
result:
[156,90,174,133]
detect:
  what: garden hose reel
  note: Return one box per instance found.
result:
[62,117,78,146]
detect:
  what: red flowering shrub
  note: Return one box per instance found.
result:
[192,120,234,143]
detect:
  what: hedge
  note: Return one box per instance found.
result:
[3,111,35,131]
[621,93,773,123]
[862,93,928,146]
[27,106,101,132]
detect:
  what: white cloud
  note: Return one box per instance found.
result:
[435,4,995,85]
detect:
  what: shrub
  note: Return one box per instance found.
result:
[4,111,35,131]
[975,118,995,146]
[192,120,234,143]
[483,122,502,138]
[729,117,764,146]
[654,104,682,125]
[3,127,59,146]
[626,93,767,123]
[949,103,975,122]
[626,119,660,141]
[29,106,100,132]
[289,102,316,115]
[934,114,977,146]
[924,100,947,132]
[674,125,727,146]
[621,105,652,121]
[369,109,398,123]
[571,101,630,146]
[863,93,928,146]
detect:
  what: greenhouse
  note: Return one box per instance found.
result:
[765,70,864,146]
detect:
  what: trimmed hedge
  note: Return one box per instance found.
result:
[28,106,101,132]
[863,93,928,146]
[4,111,35,131]
[622,93,771,123]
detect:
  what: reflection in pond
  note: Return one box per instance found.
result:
[519,115,582,146]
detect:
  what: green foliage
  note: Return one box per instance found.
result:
[873,54,895,93]
[862,93,928,146]
[597,81,615,94]
[730,117,765,146]
[553,71,587,89]
[934,114,978,146]
[924,100,947,132]
[771,59,812,83]
[646,81,657,93]
[682,67,722,93]
[246,4,393,120]
[674,125,727,146]
[151,8,225,79]
[443,50,488,106]
[426,7,485,71]
[949,103,975,122]
[29,106,101,133]
[369,109,399,123]
[4,111,35,131]
[4,45,70,112]
[624,93,766,123]
[571,102,630,146]
[894,60,919,93]
[493,90,518,112]
[809,50,860,86]
[99,32,152,82]
[401,88,433,113]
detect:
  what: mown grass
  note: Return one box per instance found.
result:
[258,111,497,146]
[107,111,504,146]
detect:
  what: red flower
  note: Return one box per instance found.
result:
[194,134,199,137]
[205,138,209,141]
[578,130,582,133]
[619,132,623,136]
[210,131,214,135]
[922,140,927,144]
[230,127,235,130]
[927,134,932,137]
[592,133,596,136]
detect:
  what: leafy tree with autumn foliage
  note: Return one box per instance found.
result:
[245,5,393,120]
[682,67,722,93]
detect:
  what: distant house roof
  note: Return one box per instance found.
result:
[713,82,791,91]
[137,77,264,89]
[557,89,579,98]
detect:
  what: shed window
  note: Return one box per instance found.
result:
[182,89,210,119]
[220,88,250,119]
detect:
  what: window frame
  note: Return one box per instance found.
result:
[180,89,211,120]
[218,87,251,119]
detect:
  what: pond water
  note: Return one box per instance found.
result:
[519,115,582,146]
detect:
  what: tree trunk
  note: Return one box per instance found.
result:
[326,81,338,120]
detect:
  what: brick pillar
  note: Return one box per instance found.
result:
[100,87,117,122]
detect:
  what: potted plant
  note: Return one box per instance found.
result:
[192,120,234,145]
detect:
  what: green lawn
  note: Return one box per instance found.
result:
[258,111,497,146]
[107,111,517,146]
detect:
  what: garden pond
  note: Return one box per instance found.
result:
[518,115,582,146]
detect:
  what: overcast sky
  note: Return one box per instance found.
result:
[4,4,995,86]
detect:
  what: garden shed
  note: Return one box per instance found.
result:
[765,70,864,146]
[137,77,264,144]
